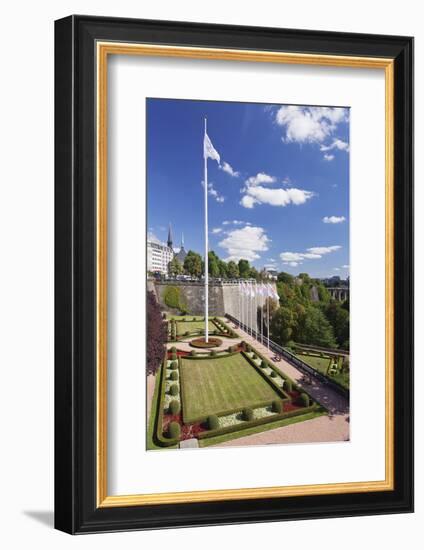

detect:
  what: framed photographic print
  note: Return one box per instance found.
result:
[54,15,414,533]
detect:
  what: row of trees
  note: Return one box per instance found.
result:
[267,272,349,350]
[146,290,167,375]
[168,250,261,280]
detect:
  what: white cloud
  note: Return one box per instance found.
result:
[279,245,341,266]
[219,161,239,177]
[342,264,350,269]
[280,252,305,263]
[323,215,346,224]
[222,220,249,226]
[219,225,269,262]
[206,182,225,203]
[211,228,223,234]
[323,153,335,161]
[320,138,349,152]
[245,172,276,186]
[241,185,314,209]
[307,245,341,255]
[275,105,348,145]
[333,267,340,271]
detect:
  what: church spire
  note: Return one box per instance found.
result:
[167,224,173,249]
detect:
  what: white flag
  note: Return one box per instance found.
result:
[204,132,220,164]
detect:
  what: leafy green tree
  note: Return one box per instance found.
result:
[298,306,336,348]
[218,259,228,278]
[227,260,239,279]
[277,271,294,284]
[324,303,349,348]
[270,306,298,345]
[249,267,259,280]
[168,256,183,277]
[208,251,220,278]
[183,250,202,278]
[238,259,251,278]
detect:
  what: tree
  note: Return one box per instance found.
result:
[168,256,183,277]
[208,251,220,278]
[218,259,228,278]
[183,250,202,278]
[227,260,239,279]
[324,303,349,348]
[146,291,167,375]
[298,306,336,348]
[238,259,251,278]
[270,306,298,345]
[249,267,259,280]
[277,271,294,284]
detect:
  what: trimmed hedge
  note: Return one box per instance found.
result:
[272,400,282,413]
[208,415,220,430]
[167,421,181,440]
[171,352,177,361]
[154,355,180,447]
[169,400,180,415]
[169,384,179,396]
[300,393,310,407]
[198,404,320,440]
[270,371,278,378]
[243,408,254,421]
[284,379,293,392]
[170,361,178,370]
[170,371,179,381]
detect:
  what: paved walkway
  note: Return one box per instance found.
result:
[216,413,349,447]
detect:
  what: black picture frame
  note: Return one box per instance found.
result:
[55,15,414,534]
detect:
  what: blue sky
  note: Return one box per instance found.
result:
[147,98,349,278]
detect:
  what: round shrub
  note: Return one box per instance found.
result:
[261,360,268,369]
[169,400,180,415]
[270,370,277,378]
[184,331,190,336]
[207,415,220,430]
[190,350,197,357]
[170,361,178,370]
[300,393,310,407]
[210,350,217,357]
[167,421,181,440]
[243,408,254,421]
[252,353,257,360]
[171,352,177,361]
[272,400,282,413]
[169,384,179,396]
[170,371,179,381]
[284,379,293,392]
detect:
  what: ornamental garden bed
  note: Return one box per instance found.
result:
[294,349,349,390]
[167,317,239,342]
[149,344,322,449]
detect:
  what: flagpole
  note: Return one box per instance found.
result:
[204,118,209,343]
[267,293,270,350]
[261,285,263,346]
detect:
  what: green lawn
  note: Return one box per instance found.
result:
[176,320,216,336]
[296,353,331,374]
[180,354,279,423]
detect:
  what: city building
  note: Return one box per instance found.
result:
[147,225,174,274]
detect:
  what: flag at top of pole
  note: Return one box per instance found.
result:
[203,119,220,343]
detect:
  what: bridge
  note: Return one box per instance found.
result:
[327,287,349,302]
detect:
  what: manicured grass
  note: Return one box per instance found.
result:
[180,353,280,423]
[176,320,216,336]
[199,409,325,447]
[296,353,331,374]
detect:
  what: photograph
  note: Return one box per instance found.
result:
[146,98,350,450]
